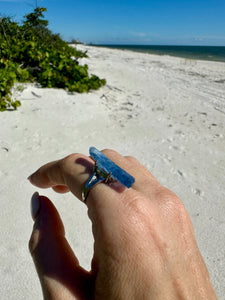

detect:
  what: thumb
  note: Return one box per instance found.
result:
[29,193,93,300]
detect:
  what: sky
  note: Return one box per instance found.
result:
[1,0,225,46]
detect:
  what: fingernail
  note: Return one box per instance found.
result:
[31,192,40,220]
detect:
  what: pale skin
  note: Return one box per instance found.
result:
[28,149,218,300]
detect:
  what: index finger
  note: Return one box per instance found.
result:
[28,153,94,200]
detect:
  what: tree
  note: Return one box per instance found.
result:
[23,7,48,28]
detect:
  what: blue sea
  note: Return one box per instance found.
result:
[96,45,225,63]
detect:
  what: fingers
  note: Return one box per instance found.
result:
[28,149,180,284]
[29,193,93,300]
[28,149,161,201]
[28,149,165,252]
[29,154,94,200]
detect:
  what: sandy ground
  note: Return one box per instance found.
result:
[0,45,225,299]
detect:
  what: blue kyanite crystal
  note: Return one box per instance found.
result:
[89,147,135,188]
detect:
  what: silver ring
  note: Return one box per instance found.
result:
[82,163,112,203]
[81,147,135,203]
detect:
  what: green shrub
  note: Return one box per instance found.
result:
[0,61,22,111]
[0,7,106,111]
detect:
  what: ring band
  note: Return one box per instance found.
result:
[82,163,112,202]
[81,147,135,203]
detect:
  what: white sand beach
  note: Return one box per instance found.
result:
[0,45,225,299]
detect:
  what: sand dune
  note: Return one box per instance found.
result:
[0,45,224,299]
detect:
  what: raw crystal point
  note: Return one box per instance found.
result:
[89,147,135,188]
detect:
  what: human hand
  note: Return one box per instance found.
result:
[28,149,217,300]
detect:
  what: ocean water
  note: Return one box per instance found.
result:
[97,45,225,62]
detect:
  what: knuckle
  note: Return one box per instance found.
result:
[157,187,188,219]
[58,153,81,174]
[122,191,149,221]
[60,153,79,168]
[57,153,94,185]
[101,148,119,158]
[125,155,139,164]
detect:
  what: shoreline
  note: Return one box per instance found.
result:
[88,44,225,63]
[0,44,224,299]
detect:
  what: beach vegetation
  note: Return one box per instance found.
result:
[0,7,106,111]
[68,38,84,45]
